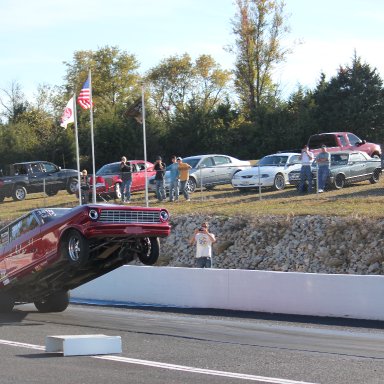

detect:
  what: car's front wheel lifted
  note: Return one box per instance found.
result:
[34,291,70,313]
[138,237,160,265]
[61,229,89,267]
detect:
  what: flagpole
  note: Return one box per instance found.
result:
[73,95,82,205]
[141,84,149,207]
[89,69,97,204]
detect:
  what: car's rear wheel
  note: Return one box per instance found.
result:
[61,229,89,267]
[46,188,59,196]
[369,168,381,184]
[273,173,285,191]
[334,174,345,189]
[186,178,196,193]
[138,237,160,265]
[66,178,78,194]
[34,291,70,313]
[0,293,15,313]
[114,182,122,200]
[12,184,27,201]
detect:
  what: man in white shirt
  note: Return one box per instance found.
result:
[190,222,216,268]
[299,145,314,193]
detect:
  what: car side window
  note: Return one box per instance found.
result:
[338,135,348,147]
[9,214,39,241]
[213,156,230,165]
[137,163,146,171]
[200,157,214,168]
[0,227,9,248]
[348,133,361,145]
[31,163,41,173]
[42,162,57,173]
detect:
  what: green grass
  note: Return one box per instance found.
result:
[1,177,384,222]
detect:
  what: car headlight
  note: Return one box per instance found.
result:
[88,208,99,221]
[160,209,169,222]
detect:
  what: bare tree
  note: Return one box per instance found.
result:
[0,81,29,123]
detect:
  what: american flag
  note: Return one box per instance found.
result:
[77,76,93,110]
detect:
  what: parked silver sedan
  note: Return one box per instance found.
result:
[148,154,251,194]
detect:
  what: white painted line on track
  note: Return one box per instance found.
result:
[0,338,318,384]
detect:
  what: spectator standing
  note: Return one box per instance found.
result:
[298,145,314,193]
[315,145,331,193]
[80,169,89,204]
[120,156,133,203]
[154,156,166,202]
[168,155,179,202]
[190,222,216,268]
[177,157,192,201]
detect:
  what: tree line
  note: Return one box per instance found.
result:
[1,0,383,171]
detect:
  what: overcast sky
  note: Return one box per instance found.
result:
[1,0,383,100]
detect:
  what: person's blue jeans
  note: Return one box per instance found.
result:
[121,179,132,202]
[317,166,329,191]
[156,179,166,201]
[195,257,211,268]
[179,180,190,200]
[169,178,179,201]
[299,165,313,193]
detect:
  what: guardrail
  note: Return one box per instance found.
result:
[71,266,384,321]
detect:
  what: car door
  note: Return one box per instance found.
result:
[348,153,365,180]
[196,156,216,187]
[213,155,233,184]
[130,164,141,191]
[39,162,61,193]
[5,214,42,278]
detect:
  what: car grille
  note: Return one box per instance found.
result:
[99,209,160,223]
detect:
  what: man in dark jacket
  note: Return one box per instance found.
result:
[120,156,132,203]
[154,156,166,202]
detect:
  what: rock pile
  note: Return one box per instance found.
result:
[155,214,384,274]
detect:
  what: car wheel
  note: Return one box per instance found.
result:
[61,229,89,267]
[0,293,15,313]
[186,178,196,193]
[46,188,59,196]
[12,184,27,201]
[114,183,122,200]
[369,168,381,184]
[66,178,78,194]
[34,291,70,313]
[334,174,345,189]
[138,237,160,265]
[273,173,285,191]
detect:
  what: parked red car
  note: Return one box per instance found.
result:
[81,160,155,201]
[0,204,171,313]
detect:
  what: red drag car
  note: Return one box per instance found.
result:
[84,160,156,201]
[0,204,171,313]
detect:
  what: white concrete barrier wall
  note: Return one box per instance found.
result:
[71,266,384,321]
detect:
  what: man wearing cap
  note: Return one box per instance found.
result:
[154,156,166,202]
[315,145,330,193]
[168,155,179,202]
[177,157,192,201]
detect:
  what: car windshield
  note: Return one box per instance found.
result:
[184,158,201,168]
[96,163,120,175]
[34,208,71,224]
[257,156,288,167]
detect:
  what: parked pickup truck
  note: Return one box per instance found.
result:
[307,132,381,158]
[0,161,79,202]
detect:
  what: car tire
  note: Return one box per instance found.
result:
[66,178,78,194]
[369,169,381,184]
[46,188,59,196]
[12,184,27,201]
[138,237,160,265]
[114,183,122,200]
[273,173,285,191]
[34,291,70,313]
[0,293,15,313]
[186,178,196,193]
[61,229,89,267]
[334,174,345,189]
